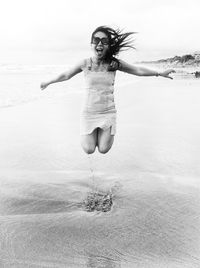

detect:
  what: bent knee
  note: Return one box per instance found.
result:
[98,145,112,154]
[82,145,96,154]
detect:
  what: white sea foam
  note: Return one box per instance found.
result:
[0,64,84,108]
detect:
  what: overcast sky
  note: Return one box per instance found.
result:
[1,0,200,64]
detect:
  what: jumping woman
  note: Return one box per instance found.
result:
[41,26,175,154]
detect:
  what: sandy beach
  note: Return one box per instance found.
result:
[0,72,200,267]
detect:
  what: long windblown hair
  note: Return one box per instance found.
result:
[91,26,136,60]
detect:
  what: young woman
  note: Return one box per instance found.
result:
[41,26,175,155]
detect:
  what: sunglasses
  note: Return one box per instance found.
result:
[92,37,109,45]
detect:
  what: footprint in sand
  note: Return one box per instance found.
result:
[83,181,122,212]
[84,192,113,212]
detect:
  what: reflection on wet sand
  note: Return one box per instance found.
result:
[0,171,200,267]
[86,254,121,268]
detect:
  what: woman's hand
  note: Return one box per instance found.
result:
[40,82,49,90]
[159,69,176,79]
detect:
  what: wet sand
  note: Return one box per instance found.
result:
[1,170,200,268]
[0,77,200,267]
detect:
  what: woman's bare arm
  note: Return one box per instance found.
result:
[118,59,175,79]
[40,60,85,90]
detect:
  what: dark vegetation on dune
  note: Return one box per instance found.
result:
[139,52,200,67]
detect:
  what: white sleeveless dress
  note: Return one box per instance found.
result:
[80,58,117,135]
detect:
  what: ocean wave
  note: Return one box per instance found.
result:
[0,64,69,75]
[0,89,83,109]
[0,64,84,108]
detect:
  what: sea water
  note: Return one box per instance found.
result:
[0,64,200,267]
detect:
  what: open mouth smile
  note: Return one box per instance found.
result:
[96,48,104,56]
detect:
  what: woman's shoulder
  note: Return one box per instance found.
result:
[108,57,122,71]
[80,58,92,71]
[69,58,91,72]
[112,58,134,72]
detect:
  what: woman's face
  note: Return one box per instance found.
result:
[91,31,109,60]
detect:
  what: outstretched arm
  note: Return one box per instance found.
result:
[118,59,175,79]
[40,60,84,90]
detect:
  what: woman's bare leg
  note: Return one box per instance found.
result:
[81,129,98,154]
[97,127,114,154]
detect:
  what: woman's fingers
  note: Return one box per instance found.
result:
[164,69,176,79]
[40,82,47,90]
